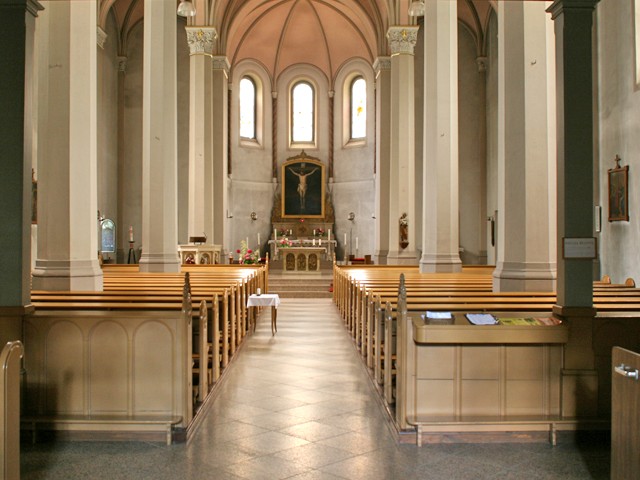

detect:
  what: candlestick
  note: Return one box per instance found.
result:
[313,239,316,246]
[274,228,277,240]
[257,233,261,245]
[328,229,331,242]
[344,233,347,245]
[129,225,134,242]
[356,237,359,249]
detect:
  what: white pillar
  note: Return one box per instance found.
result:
[374,57,391,265]
[492,1,557,292]
[419,1,462,273]
[386,26,419,265]
[212,56,229,254]
[186,27,216,243]
[139,0,180,272]
[32,0,103,291]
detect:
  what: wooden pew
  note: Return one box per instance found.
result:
[1,341,23,479]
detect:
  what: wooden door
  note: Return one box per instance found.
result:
[611,346,640,479]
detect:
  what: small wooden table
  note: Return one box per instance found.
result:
[247,293,280,335]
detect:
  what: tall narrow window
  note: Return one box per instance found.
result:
[239,76,256,139]
[291,81,314,143]
[350,77,366,139]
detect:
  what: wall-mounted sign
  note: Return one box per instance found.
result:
[562,237,597,259]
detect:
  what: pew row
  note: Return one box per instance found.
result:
[22,264,266,444]
[333,265,640,444]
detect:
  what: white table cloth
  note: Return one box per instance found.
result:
[247,294,280,335]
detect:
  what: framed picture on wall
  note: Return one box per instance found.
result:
[281,151,325,218]
[608,155,629,222]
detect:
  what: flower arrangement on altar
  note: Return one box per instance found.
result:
[236,240,260,264]
[278,237,293,248]
[278,227,289,236]
[314,228,325,237]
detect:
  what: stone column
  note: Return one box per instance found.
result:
[212,56,229,254]
[386,27,419,264]
[139,0,180,272]
[419,1,462,273]
[493,1,557,291]
[548,0,599,311]
[373,57,391,265]
[186,27,216,243]
[31,0,103,291]
[548,0,599,419]
[116,55,127,261]
[0,0,42,344]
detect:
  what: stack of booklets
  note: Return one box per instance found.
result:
[465,313,498,325]
[423,311,454,324]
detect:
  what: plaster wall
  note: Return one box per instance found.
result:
[597,0,640,283]
[486,11,499,266]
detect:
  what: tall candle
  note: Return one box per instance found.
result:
[319,239,321,246]
[257,233,261,245]
[313,238,316,246]
[313,229,316,236]
[356,237,359,249]
[129,226,134,242]
[344,233,347,245]
[328,229,331,242]
[274,228,277,240]
[246,237,249,247]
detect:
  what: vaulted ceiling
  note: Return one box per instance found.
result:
[98,0,496,82]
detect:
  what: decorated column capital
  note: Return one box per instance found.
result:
[476,56,488,73]
[97,26,107,49]
[211,55,230,74]
[373,56,391,74]
[117,56,128,73]
[386,26,419,56]
[185,27,217,56]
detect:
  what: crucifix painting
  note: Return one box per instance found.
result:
[282,152,325,218]
[608,154,629,222]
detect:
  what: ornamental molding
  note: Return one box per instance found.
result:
[185,27,217,56]
[386,26,419,56]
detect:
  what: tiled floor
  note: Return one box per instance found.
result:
[21,299,610,479]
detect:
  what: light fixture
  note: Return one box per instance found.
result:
[408,0,425,17]
[177,0,196,18]
[250,212,258,221]
[348,212,355,222]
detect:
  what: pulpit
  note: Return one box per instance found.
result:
[177,244,222,264]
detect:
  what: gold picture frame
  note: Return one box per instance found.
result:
[281,151,325,219]
[608,155,629,222]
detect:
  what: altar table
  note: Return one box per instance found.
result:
[247,293,280,335]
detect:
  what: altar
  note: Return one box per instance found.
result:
[281,246,326,272]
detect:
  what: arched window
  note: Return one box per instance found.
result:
[350,77,366,139]
[291,81,314,143]
[239,76,256,139]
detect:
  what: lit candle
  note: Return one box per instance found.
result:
[129,226,134,242]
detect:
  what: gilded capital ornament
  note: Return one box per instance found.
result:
[386,26,419,56]
[185,27,217,56]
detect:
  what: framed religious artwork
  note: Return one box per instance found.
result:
[608,155,629,222]
[281,151,325,218]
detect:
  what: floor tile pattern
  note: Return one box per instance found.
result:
[21,299,610,479]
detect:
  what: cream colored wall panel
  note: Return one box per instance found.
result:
[133,321,174,414]
[23,319,43,413]
[461,380,500,416]
[506,380,544,414]
[416,345,455,379]
[416,380,455,416]
[461,346,500,379]
[45,321,85,413]
[506,346,543,380]
[90,321,128,413]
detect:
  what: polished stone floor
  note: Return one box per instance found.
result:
[21,299,610,479]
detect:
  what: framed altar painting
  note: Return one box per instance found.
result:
[281,152,325,218]
[608,155,629,222]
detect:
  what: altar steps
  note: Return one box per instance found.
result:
[267,273,333,298]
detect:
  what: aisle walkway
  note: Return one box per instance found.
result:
[22,299,609,479]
